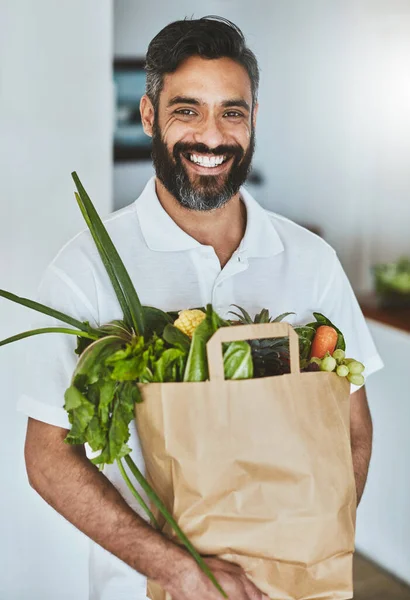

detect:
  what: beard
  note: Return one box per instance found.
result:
[151,120,255,211]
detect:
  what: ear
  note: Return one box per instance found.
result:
[252,101,259,129]
[140,95,155,137]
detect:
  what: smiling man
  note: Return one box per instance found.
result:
[142,29,259,269]
[20,16,383,600]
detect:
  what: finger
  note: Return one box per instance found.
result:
[241,573,267,600]
[205,556,244,575]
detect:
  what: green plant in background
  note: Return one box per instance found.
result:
[372,256,410,295]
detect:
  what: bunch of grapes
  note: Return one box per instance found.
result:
[307,350,365,386]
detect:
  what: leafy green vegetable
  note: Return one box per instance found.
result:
[162,324,191,353]
[92,383,135,466]
[294,325,316,360]
[64,386,95,444]
[73,336,124,385]
[183,305,229,382]
[223,341,253,380]
[143,306,173,337]
[153,348,187,383]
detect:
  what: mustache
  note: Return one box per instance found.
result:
[173,141,244,162]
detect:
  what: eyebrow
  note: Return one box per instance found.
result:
[221,99,251,112]
[167,96,251,112]
[168,96,202,107]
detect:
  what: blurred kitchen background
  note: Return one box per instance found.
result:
[1,1,410,598]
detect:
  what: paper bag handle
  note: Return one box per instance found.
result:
[206,322,300,382]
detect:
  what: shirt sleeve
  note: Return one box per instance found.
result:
[17,263,99,429]
[317,251,384,393]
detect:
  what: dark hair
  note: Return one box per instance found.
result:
[145,16,259,113]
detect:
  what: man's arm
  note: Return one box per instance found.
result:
[350,386,373,506]
[25,418,267,600]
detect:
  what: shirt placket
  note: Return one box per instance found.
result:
[212,251,249,319]
[192,247,249,316]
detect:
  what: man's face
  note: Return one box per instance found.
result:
[145,55,257,211]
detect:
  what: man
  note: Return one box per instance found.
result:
[19,16,383,600]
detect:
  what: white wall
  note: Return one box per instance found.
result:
[113,0,410,293]
[0,1,113,598]
[356,321,410,585]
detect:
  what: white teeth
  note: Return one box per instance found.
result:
[189,154,226,168]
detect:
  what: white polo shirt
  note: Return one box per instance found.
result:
[18,176,383,600]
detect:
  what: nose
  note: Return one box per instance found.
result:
[193,114,225,150]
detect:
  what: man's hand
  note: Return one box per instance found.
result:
[168,556,269,600]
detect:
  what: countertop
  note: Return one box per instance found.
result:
[359,293,410,334]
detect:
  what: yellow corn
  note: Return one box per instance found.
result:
[174,309,206,338]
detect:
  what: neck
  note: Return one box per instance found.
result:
[154,177,247,267]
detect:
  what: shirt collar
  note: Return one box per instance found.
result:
[134,176,284,258]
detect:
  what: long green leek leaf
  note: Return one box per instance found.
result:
[117,458,159,529]
[72,172,145,336]
[124,455,227,598]
[0,290,97,334]
[0,327,98,348]
[74,193,133,331]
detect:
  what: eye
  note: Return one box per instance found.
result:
[224,111,243,118]
[174,109,197,116]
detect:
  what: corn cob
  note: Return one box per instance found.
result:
[174,309,206,338]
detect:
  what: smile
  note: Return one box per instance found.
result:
[183,152,231,169]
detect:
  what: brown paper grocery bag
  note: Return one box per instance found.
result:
[135,323,356,600]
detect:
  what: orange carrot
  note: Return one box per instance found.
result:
[310,325,338,359]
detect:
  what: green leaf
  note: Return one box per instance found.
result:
[74,191,134,332]
[72,172,145,336]
[153,348,187,382]
[120,380,143,405]
[223,341,253,380]
[162,324,191,353]
[183,305,229,382]
[109,356,148,381]
[0,289,98,334]
[210,304,229,329]
[64,387,95,444]
[294,325,317,360]
[64,385,86,411]
[0,327,98,348]
[85,416,107,451]
[254,308,269,323]
[97,320,133,341]
[183,314,214,382]
[228,304,253,324]
[271,311,295,323]
[98,379,117,427]
[92,386,135,465]
[143,306,173,338]
[73,335,124,385]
